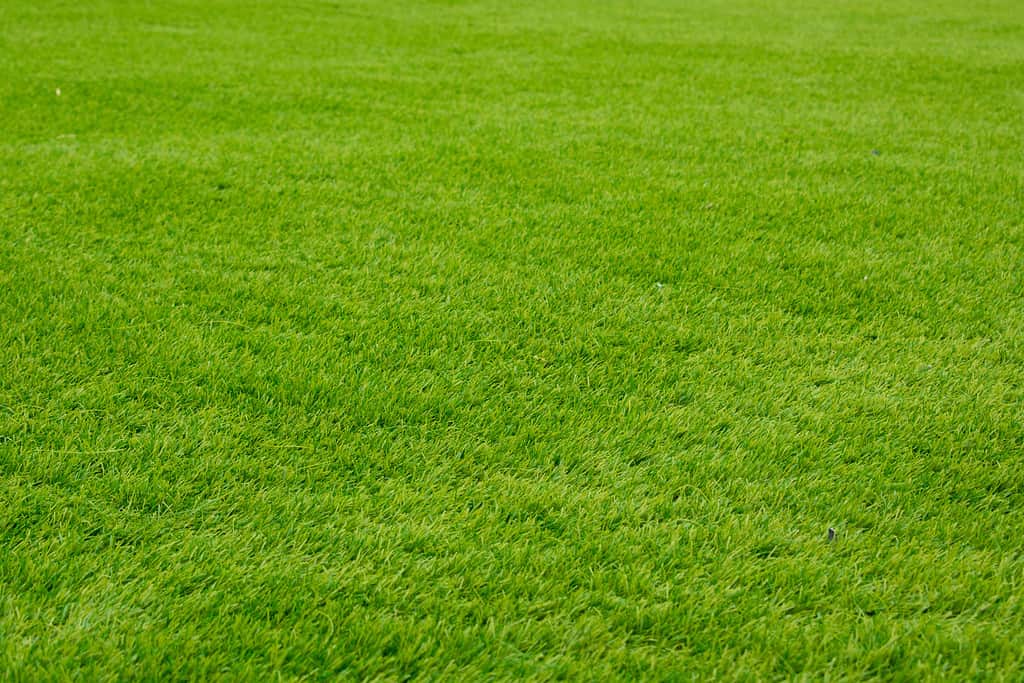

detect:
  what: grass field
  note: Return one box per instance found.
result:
[2,0,1023,678]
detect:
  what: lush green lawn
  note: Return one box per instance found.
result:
[2,0,1023,678]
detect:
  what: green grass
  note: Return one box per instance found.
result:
[2,0,1023,678]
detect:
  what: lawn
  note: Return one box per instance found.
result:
[1,0,1023,678]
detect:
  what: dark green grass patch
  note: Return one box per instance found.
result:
[2,0,1023,678]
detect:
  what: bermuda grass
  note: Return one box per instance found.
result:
[2,0,1023,678]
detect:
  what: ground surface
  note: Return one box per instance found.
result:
[2,0,1023,678]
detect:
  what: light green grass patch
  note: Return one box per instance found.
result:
[1,0,1023,678]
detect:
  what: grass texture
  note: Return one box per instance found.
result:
[2,0,1023,678]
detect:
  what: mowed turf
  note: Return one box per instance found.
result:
[2,0,1023,678]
